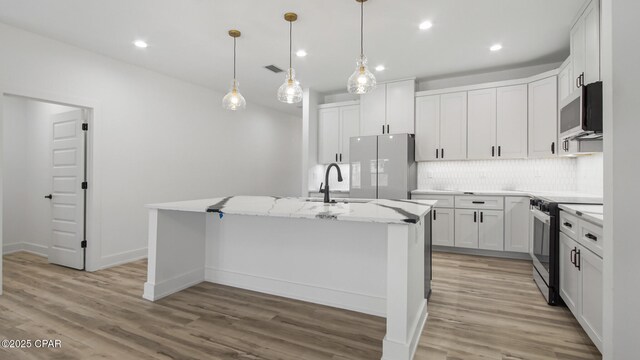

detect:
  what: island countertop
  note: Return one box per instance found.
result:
[146,196,436,225]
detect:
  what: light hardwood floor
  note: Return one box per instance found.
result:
[0,251,600,360]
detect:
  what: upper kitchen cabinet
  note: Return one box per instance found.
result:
[528,76,558,158]
[360,79,415,136]
[558,59,573,103]
[467,88,497,160]
[415,92,467,161]
[570,0,600,91]
[496,85,528,159]
[318,102,360,164]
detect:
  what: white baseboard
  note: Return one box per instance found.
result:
[205,267,386,317]
[382,300,428,360]
[143,267,205,301]
[3,242,48,257]
[98,247,147,270]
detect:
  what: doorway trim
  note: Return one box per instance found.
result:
[0,86,103,287]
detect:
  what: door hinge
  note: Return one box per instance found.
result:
[82,123,88,131]
[81,181,88,190]
[81,240,87,248]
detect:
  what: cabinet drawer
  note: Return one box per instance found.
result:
[559,211,579,240]
[411,194,454,208]
[578,220,603,258]
[455,196,504,210]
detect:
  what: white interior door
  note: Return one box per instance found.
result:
[49,109,86,269]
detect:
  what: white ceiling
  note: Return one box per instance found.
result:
[0,0,584,115]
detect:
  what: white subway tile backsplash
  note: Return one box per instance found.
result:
[576,153,604,196]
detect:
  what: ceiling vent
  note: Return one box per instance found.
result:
[265,65,284,73]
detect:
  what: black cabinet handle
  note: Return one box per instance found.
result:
[441,148,444,159]
[473,211,477,223]
[472,201,485,204]
[387,124,390,134]
[551,142,555,154]
[339,153,342,162]
[585,233,598,241]
[498,146,502,157]
[491,146,495,157]
[436,149,439,159]
[563,222,573,228]
[575,249,581,270]
[576,76,580,89]
[44,194,53,199]
[382,125,385,134]
[433,209,437,221]
[480,212,484,223]
[335,153,338,162]
[580,73,585,87]
[570,247,576,265]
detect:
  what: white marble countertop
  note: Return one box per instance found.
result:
[559,204,604,226]
[147,196,436,225]
[411,189,603,204]
[412,189,527,196]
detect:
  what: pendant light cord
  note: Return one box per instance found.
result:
[289,21,293,73]
[360,0,364,57]
[233,37,237,80]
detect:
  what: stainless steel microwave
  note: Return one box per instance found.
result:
[559,81,603,140]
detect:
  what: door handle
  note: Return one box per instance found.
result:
[472,201,485,204]
[575,249,581,270]
[492,146,495,157]
[585,233,598,241]
[580,73,585,87]
[382,125,385,134]
[339,153,342,162]
[387,124,390,134]
[480,211,484,223]
[441,148,444,159]
[498,146,502,157]
[44,194,53,199]
[473,211,477,223]
[436,149,439,159]
[335,153,338,162]
[563,222,573,228]
[570,247,576,265]
[551,142,555,154]
[433,209,437,221]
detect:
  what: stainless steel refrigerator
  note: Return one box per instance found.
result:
[349,134,417,199]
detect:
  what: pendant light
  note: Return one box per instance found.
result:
[277,12,303,104]
[347,0,376,94]
[222,30,246,111]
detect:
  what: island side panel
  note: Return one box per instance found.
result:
[143,209,207,301]
[383,216,428,360]
[204,213,389,316]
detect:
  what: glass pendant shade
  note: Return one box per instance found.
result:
[222,79,246,110]
[347,55,376,95]
[277,69,303,104]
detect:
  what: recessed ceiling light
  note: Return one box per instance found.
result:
[375,65,385,72]
[133,40,148,48]
[419,21,433,30]
[490,43,503,52]
[296,49,307,57]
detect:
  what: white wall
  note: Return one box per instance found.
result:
[602,0,640,358]
[2,97,76,255]
[0,22,302,272]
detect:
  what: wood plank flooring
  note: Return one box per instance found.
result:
[0,251,601,360]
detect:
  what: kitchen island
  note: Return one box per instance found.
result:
[143,196,435,360]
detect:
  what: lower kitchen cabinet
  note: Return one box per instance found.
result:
[432,208,454,247]
[559,214,603,352]
[478,210,504,251]
[504,196,531,253]
[455,209,479,248]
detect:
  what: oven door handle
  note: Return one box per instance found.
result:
[530,208,551,224]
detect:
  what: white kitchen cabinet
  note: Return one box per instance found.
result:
[415,95,440,161]
[570,0,600,91]
[386,80,416,134]
[432,208,454,247]
[560,232,580,314]
[478,210,504,251]
[318,107,341,164]
[360,79,415,136]
[467,88,497,160]
[528,76,558,158]
[318,104,360,164]
[578,246,603,350]
[496,85,528,159]
[504,197,531,253]
[558,59,573,103]
[455,209,478,249]
[439,92,468,160]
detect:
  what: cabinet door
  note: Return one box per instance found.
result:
[360,85,386,136]
[439,92,468,160]
[467,88,497,160]
[496,85,528,159]
[559,233,579,314]
[432,208,454,247]
[318,108,341,164]
[415,95,440,161]
[504,197,531,253]
[584,0,600,85]
[386,80,415,134]
[478,210,504,251]
[339,105,360,163]
[455,209,478,248]
[578,246,603,350]
[558,60,572,103]
[570,18,586,92]
[528,77,558,158]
